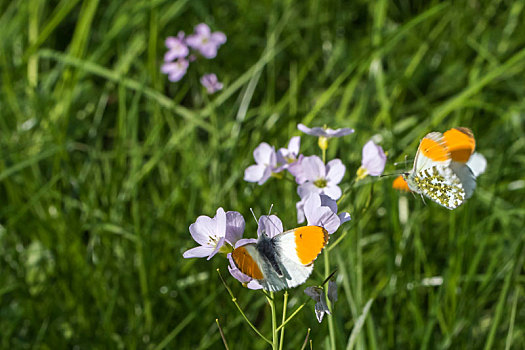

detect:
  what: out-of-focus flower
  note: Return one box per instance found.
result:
[393,175,410,192]
[244,143,278,185]
[304,286,330,323]
[227,215,283,289]
[296,156,345,200]
[186,23,226,59]
[297,193,350,233]
[327,280,337,303]
[183,208,245,259]
[164,32,189,62]
[200,73,223,94]
[357,140,387,179]
[161,58,189,82]
[276,136,303,177]
[297,123,354,138]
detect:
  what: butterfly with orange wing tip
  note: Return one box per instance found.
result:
[230,225,329,292]
[393,127,486,209]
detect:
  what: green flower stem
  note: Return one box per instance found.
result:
[325,251,336,349]
[267,292,278,350]
[279,291,288,350]
[275,302,307,332]
[216,269,272,345]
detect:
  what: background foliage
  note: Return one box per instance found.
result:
[1,0,525,348]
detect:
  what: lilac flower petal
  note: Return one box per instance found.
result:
[327,280,338,303]
[168,71,186,82]
[323,184,342,200]
[253,142,275,165]
[199,44,219,59]
[182,245,215,258]
[319,194,338,214]
[298,123,354,138]
[328,128,354,137]
[304,195,340,234]
[227,254,251,283]
[326,159,345,184]
[210,31,227,45]
[195,23,211,36]
[244,164,266,183]
[297,123,324,137]
[338,212,351,224]
[288,157,303,179]
[362,140,386,176]
[288,136,301,155]
[207,236,226,260]
[225,211,245,244]
[296,199,306,224]
[298,182,322,197]
[189,216,216,246]
[234,238,257,248]
[258,166,273,185]
[215,208,226,236]
[185,35,201,49]
[258,215,283,238]
[246,280,263,290]
[300,156,326,181]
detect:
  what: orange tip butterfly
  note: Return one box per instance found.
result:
[393,127,485,209]
[231,226,328,292]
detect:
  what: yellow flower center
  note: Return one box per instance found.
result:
[314,178,327,188]
[318,136,328,151]
[356,166,368,180]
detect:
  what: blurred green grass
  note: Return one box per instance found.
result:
[1,0,525,348]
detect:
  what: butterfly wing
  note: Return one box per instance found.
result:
[393,175,411,192]
[264,226,329,292]
[231,226,329,292]
[443,127,475,163]
[412,164,466,209]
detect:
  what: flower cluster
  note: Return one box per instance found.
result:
[161,23,226,94]
[244,123,379,225]
[183,195,348,288]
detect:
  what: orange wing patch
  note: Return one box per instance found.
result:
[443,127,475,163]
[231,246,264,280]
[418,136,449,162]
[294,226,329,265]
[393,175,410,192]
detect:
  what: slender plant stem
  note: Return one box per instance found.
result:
[267,292,278,350]
[276,302,307,332]
[215,318,230,350]
[325,252,336,349]
[300,328,311,350]
[279,291,288,350]
[216,269,272,345]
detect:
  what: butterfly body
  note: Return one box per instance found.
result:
[398,127,481,210]
[231,226,328,291]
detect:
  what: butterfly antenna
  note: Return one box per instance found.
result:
[321,269,338,286]
[267,204,274,216]
[249,208,259,225]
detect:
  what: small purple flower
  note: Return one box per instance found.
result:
[164,31,189,62]
[227,215,283,289]
[244,142,278,185]
[297,123,354,138]
[304,286,330,323]
[200,73,223,94]
[276,136,303,177]
[297,193,350,233]
[161,58,189,82]
[186,23,226,59]
[358,140,387,179]
[183,208,245,260]
[296,156,345,200]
